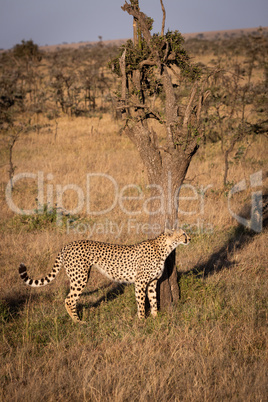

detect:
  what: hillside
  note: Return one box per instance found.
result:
[40,26,268,52]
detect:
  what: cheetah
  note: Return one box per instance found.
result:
[18,228,190,322]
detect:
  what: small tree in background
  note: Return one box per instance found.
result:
[110,1,209,311]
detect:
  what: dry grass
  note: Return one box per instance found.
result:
[1,55,268,401]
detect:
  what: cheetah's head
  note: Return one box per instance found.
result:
[164,228,191,247]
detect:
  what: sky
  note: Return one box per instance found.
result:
[0,0,267,50]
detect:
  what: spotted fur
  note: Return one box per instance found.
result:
[18,228,190,323]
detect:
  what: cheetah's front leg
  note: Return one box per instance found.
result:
[147,279,158,317]
[134,280,147,319]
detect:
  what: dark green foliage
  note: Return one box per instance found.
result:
[109,30,200,81]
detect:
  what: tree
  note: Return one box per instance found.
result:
[13,39,41,61]
[110,1,209,311]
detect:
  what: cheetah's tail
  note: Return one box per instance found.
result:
[18,252,63,288]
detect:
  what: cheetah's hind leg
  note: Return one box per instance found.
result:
[65,275,89,324]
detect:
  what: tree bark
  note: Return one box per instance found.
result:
[160,0,166,36]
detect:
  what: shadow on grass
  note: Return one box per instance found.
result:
[1,280,127,323]
[77,283,126,315]
[0,292,55,322]
[183,205,267,279]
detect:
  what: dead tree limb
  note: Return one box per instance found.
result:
[160,0,166,36]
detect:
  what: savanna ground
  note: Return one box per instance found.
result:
[0,31,268,401]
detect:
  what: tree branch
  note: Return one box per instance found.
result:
[139,59,156,68]
[124,123,162,182]
[182,81,198,132]
[122,1,177,127]
[160,0,166,36]
[162,66,177,126]
[121,2,152,44]
[196,89,210,124]
[119,49,127,102]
